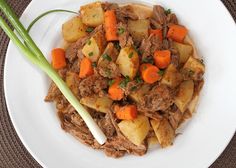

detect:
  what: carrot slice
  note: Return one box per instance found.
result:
[167,24,188,43]
[140,63,161,84]
[115,105,137,120]
[149,29,163,41]
[154,50,171,69]
[104,10,118,41]
[79,57,94,78]
[108,78,124,100]
[51,48,66,69]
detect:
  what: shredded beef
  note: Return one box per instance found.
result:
[167,13,178,25]
[138,85,174,112]
[79,74,108,97]
[116,5,138,23]
[152,5,167,25]
[168,105,183,129]
[102,2,119,11]
[98,113,116,138]
[98,62,120,79]
[117,22,133,48]
[45,82,61,102]
[139,34,162,58]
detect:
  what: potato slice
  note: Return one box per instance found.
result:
[80,2,104,27]
[116,47,139,79]
[181,56,205,81]
[173,42,193,64]
[188,95,200,114]
[129,84,151,103]
[151,118,175,148]
[128,19,150,44]
[147,136,159,148]
[161,64,183,88]
[131,4,153,19]
[118,115,150,146]
[80,96,113,113]
[62,17,87,42]
[66,72,80,95]
[175,80,194,113]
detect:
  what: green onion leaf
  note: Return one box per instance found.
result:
[165,9,171,15]
[102,53,112,61]
[86,27,94,33]
[88,52,93,57]
[142,57,154,64]
[158,70,165,76]
[108,79,115,86]
[118,27,125,35]
[92,62,97,67]
[128,52,134,58]
[119,76,130,88]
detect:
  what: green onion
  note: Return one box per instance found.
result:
[102,53,112,61]
[92,62,97,67]
[108,79,115,86]
[119,76,130,88]
[158,70,165,76]
[128,52,134,58]
[135,76,143,84]
[165,9,171,15]
[88,52,93,56]
[117,27,125,35]
[86,27,94,33]
[0,0,106,145]
[27,9,78,32]
[142,57,154,64]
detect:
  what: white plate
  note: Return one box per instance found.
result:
[4,0,236,168]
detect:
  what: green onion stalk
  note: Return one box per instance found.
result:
[0,0,107,144]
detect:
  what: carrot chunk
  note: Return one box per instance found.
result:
[108,78,124,100]
[79,57,94,78]
[51,48,66,69]
[115,105,137,120]
[140,63,161,84]
[149,29,163,41]
[167,24,188,43]
[154,50,171,69]
[104,10,118,41]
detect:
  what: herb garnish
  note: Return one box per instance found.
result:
[102,53,112,61]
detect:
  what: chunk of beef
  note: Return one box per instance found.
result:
[138,85,174,112]
[79,74,108,97]
[116,5,138,23]
[124,80,142,96]
[102,2,119,11]
[167,105,183,129]
[151,5,167,26]
[45,82,61,102]
[98,113,116,138]
[139,34,162,58]
[117,22,134,48]
[98,62,120,79]
[167,13,178,25]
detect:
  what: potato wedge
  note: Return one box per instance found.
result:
[118,115,150,146]
[62,17,87,42]
[175,80,194,113]
[116,47,139,79]
[82,31,106,62]
[151,118,175,148]
[173,42,193,64]
[66,72,80,95]
[161,64,183,88]
[129,84,151,103]
[128,19,150,44]
[80,96,113,113]
[80,2,104,27]
[188,95,199,114]
[147,136,159,148]
[131,4,153,19]
[98,43,118,66]
[181,57,205,81]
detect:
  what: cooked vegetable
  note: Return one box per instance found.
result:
[149,29,163,41]
[128,19,150,44]
[188,95,200,114]
[151,118,175,148]
[131,4,153,19]
[104,10,118,41]
[167,24,188,43]
[108,78,124,100]
[129,84,151,103]
[0,0,107,144]
[154,50,171,69]
[161,64,183,88]
[79,57,94,78]
[118,115,150,146]
[115,105,137,120]
[175,80,194,113]
[140,63,161,84]
[66,71,79,95]
[147,136,159,147]
[116,47,139,80]
[62,16,87,42]
[80,96,113,113]
[51,48,66,69]
[181,56,205,81]
[80,2,104,27]
[82,31,106,62]
[173,42,193,64]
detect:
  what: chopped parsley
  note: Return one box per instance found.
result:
[119,76,130,88]
[118,27,125,35]
[86,27,94,33]
[108,79,115,86]
[88,52,93,57]
[134,45,142,55]
[92,62,97,67]
[165,9,171,15]
[130,86,138,91]
[102,53,112,61]
[158,70,165,76]
[135,76,143,84]
[128,52,134,58]
[114,42,121,51]
[142,57,154,64]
